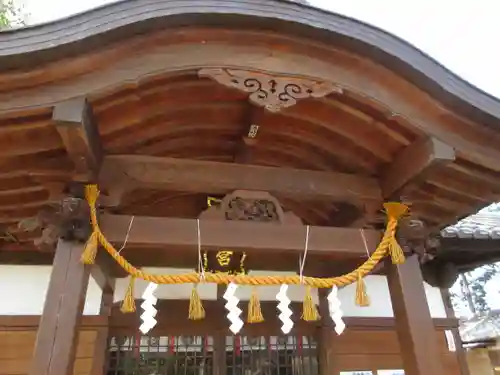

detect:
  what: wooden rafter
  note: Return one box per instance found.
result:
[52,97,103,181]
[381,136,456,199]
[99,155,382,203]
[99,214,381,258]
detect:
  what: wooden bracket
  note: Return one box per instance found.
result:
[52,97,103,181]
[199,68,341,112]
[382,136,455,199]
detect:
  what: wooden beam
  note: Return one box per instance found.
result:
[387,255,444,375]
[90,252,115,293]
[100,214,381,257]
[99,155,382,203]
[0,315,106,330]
[0,312,456,332]
[52,97,103,180]
[29,240,90,375]
[382,136,455,199]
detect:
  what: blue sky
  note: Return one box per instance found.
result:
[17,0,500,315]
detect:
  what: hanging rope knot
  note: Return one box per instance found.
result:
[355,272,370,307]
[383,202,409,264]
[302,285,320,321]
[81,231,98,265]
[121,276,137,313]
[247,286,264,323]
[188,283,206,320]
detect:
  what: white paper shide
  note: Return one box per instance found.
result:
[276,284,294,334]
[224,282,243,334]
[139,282,158,334]
[328,286,345,335]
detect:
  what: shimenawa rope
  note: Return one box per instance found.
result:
[80,185,408,314]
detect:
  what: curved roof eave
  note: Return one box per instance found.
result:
[0,0,499,127]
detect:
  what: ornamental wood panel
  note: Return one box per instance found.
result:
[0,329,96,375]
[330,329,460,374]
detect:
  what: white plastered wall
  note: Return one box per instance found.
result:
[0,265,446,318]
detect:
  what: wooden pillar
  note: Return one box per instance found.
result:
[30,240,91,375]
[387,255,444,375]
[213,285,227,375]
[441,288,471,375]
[91,279,115,375]
[317,288,335,375]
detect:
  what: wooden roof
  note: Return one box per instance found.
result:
[1,0,500,269]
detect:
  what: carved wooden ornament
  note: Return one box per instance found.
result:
[199,190,302,225]
[199,68,341,112]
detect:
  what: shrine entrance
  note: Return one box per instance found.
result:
[3,2,496,375]
[106,334,318,375]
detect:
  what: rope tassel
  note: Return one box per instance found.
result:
[355,272,370,307]
[301,286,320,321]
[188,284,206,320]
[389,237,405,264]
[81,231,98,265]
[247,287,264,323]
[121,277,136,313]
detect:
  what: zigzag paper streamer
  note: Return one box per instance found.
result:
[276,284,293,334]
[223,282,243,334]
[139,282,158,334]
[327,286,345,335]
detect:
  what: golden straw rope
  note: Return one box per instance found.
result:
[83,185,407,288]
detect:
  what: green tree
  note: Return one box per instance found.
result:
[0,0,25,29]
[451,263,500,315]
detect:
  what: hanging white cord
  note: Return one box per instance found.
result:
[118,216,134,253]
[359,229,371,258]
[197,219,205,282]
[299,225,310,284]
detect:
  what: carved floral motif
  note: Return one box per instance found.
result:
[199,190,302,225]
[225,197,279,222]
[14,197,91,248]
[199,68,341,112]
